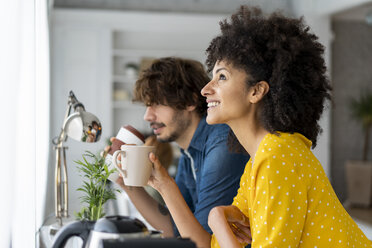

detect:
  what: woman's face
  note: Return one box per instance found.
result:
[201,60,252,125]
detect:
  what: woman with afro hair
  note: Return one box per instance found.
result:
[202,5,371,248]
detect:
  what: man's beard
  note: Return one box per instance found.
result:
[155,110,191,143]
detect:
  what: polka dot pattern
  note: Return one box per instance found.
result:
[211,132,372,248]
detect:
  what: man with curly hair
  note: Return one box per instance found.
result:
[112,57,249,239]
[201,5,371,248]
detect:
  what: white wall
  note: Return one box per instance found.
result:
[290,0,372,179]
[49,8,226,220]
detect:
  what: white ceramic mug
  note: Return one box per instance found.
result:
[106,125,145,183]
[112,145,155,186]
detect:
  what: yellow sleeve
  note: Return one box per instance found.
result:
[250,157,307,247]
[232,163,250,216]
[210,234,220,248]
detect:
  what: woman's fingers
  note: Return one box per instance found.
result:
[238,213,250,227]
[229,223,252,243]
[234,222,251,237]
[225,206,251,244]
[226,206,249,223]
[229,223,248,243]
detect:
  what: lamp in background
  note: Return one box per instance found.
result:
[52,90,102,225]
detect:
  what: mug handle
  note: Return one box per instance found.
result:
[112,150,127,178]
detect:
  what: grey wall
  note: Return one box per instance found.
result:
[331,20,372,202]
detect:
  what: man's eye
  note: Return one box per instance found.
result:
[219,74,226,80]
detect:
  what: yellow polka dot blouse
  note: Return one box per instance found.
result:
[211,132,371,248]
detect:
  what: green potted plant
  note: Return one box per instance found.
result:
[74,151,119,221]
[346,90,372,207]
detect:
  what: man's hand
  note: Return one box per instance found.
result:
[147,152,173,193]
[104,138,175,237]
[105,137,172,191]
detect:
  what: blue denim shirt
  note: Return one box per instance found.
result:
[174,117,249,235]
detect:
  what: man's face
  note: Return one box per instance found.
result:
[143,104,191,143]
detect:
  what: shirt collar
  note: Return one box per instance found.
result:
[184,116,208,152]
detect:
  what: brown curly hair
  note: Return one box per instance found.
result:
[133,57,210,117]
[206,6,332,148]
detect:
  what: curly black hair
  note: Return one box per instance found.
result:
[133,57,209,117]
[206,6,332,148]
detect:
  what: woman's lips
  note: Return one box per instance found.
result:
[208,101,220,107]
[207,101,221,110]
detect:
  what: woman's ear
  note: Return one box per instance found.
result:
[249,81,269,103]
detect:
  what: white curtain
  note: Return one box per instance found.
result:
[0,0,50,247]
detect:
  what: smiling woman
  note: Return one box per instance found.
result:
[0,1,50,248]
[202,5,371,248]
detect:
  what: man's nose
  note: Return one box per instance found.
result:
[144,106,155,122]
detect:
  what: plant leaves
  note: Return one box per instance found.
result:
[74,150,120,221]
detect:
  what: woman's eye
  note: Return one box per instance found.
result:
[219,74,226,80]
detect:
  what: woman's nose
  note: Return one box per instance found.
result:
[201,79,214,97]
